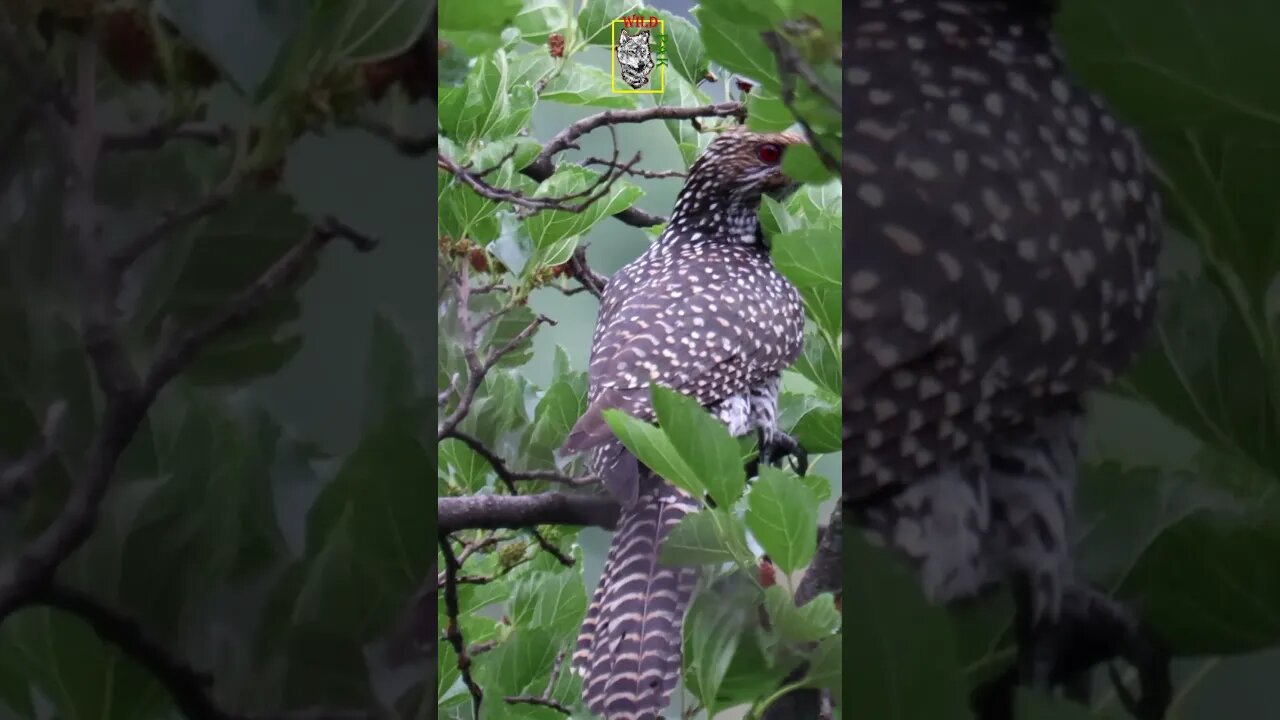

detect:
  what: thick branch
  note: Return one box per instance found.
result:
[438,492,620,533]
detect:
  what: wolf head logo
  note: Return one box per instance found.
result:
[616,29,656,89]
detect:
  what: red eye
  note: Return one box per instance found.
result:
[757,143,782,165]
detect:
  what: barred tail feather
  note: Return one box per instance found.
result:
[573,485,699,719]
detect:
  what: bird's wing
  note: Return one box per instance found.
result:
[562,281,800,454]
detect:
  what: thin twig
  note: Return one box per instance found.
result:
[516,102,744,228]
[440,535,485,715]
[582,156,685,179]
[506,650,572,715]
[436,264,553,437]
[0,401,67,506]
[102,120,233,151]
[444,430,593,487]
[144,216,378,398]
[110,179,239,272]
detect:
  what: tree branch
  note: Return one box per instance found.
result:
[110,178,239,273]
[0,216,379,623]
[102,120,233,152]
[440,536,484,715]
[438,492,620,533]
[516,102,743,229]
[26,584,372,720]
[0,400,66,506]
[144,216,378,398]
[761,31,840,174]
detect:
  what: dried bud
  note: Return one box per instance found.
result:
[548,32,565,58]
[735,78,755,94]
[467,248,490,273]
[758,556,777,588]
[99,8,157,83]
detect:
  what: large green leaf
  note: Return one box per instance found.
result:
[296,428,431,639]
[746,467,819,574]
[651,384,746,508]
[846,534,970,720]
[439,50,538,144]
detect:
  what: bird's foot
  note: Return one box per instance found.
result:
[971,585,1170,720]
[745,428,808,478]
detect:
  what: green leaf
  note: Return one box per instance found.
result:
[328,0,434,62]
[0,606,171,720]
[579,0,645,46]
[542,64,638,108]
[800,633,843,704]
[771,227,841,341]
[790,404,840,455]
[845,534,969,719]
[440,0,522,33]
[693,5,777,87]
[511,571,588,642]
[764,586,840,645]
[660,509,753,567]
[746,467,819,574]
[362,312,423,432]
[522,380,587,469]
[438,437,491,493]
[781,142,838,183]
[296,428,431,639]
[1121,498,1280,654]
[660,12,709,87]
[604,408,704,497]
[474,627,559,697]
[684,576,757,716]
[651,385,746,507]
[514,0,570,43]
[116,398,286,633]
[439,50,537,144]
[747,90,795,132]
[523,167,643,269]
[792,331,840,398]
[657,72,714,168]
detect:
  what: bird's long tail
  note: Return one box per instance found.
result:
[574,484,699,720]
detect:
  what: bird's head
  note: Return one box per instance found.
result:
[667,127,807,240]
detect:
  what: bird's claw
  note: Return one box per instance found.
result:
[971,586,1170,720]
[747,428,808,477]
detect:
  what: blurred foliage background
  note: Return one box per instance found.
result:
[848,2,1280,719]
[1,0,433,717]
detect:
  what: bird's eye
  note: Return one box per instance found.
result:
[757,143,783,165]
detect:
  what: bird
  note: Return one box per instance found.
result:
[846,1,1170,718]
[560,127,810,720]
